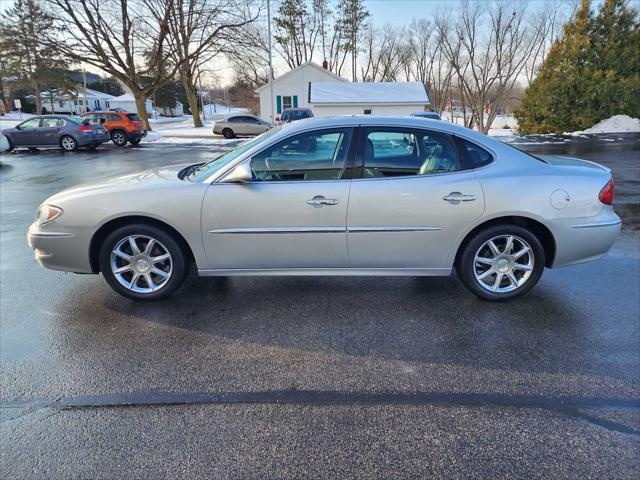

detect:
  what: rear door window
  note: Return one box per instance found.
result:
[455,137,494,168]
[126,114,141,121]
[362,128,460,177]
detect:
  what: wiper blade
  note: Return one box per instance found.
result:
[178,162,205,180]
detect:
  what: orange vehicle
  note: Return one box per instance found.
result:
[81,111,147,147]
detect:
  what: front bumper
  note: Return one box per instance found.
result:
[549,212,622,267]
[27,222,94,273]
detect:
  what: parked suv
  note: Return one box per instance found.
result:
[81,111,147,147]
[277,108,313,125]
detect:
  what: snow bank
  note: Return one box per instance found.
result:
[144,131,239,145]
[202,104,247,118]
[566,115,640,135]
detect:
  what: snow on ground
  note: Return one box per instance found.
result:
[145,131,238,145]
[566,115,640,135]
[202,103,247,118]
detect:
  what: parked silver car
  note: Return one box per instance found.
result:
[212,114,271,139]
[28,116,620,301]
[2,115,110,151]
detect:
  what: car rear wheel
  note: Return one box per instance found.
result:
[111,130,128,147]
[60,135,78,152]
[129,138,141,145]
[99,224,189,301]
[222,128,235,139]
[456,224,545,301]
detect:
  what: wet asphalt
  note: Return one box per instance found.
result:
[1,137,639,479]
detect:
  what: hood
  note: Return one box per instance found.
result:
[539,154,610,172]
[46,163,191,204]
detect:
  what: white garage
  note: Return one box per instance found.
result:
[309,82,430,117]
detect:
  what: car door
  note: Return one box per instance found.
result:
[347,126,485,270]
[244,116,265,135]
[200,127,355,270]
[38,117,63,145]
[10,118,41,146]
[228,116,249,135]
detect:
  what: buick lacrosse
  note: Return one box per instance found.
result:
[28,116,621,301]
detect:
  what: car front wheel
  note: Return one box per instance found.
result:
[456,224,545,301]
[99,224,189,301]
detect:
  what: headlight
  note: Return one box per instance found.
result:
[36,205,63,226]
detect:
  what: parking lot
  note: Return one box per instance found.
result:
[1,137,639,478]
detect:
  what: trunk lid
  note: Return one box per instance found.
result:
[539,154,611,172]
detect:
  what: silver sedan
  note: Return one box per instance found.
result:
[28,116,621,301]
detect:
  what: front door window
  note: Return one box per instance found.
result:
[250,128,353,182]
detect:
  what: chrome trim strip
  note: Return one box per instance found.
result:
[28,231,74,238]
[348,226,444,233]
[208,226,444,234]
[198,267,452,276]
[571,219,622,229]
[208,226,346,234]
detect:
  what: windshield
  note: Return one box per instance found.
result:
[189,127,281,182]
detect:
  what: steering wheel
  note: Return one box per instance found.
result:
[264,156,283,181]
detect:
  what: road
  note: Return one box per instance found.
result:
[1,139,639,479]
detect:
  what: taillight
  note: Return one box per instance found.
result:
[79,125,93,131]
[598,178,614,205]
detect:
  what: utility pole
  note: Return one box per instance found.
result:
[267,0,275,125]
[82,68,88,113]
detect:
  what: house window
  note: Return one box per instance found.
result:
[364,109,372,115]
[59,100,64,108]
[282,96,293,110]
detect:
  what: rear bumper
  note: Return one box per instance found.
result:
[549,212,622,267]
[78,133,110,145]
[126,130,147,140]
[27,222,94,273]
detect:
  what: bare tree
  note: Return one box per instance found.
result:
[273,0,321,68]
[226,21,272,89]
[406,19,454,114]
[167,0,257,127]
[437,0,546,132]
[360,24,407,81]
[47,0,183,130]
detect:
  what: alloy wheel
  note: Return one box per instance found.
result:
[112,132,127,146]
[61,136,76,151]
[473,234,534,293]
[110,235,173,293]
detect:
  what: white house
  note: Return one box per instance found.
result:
[156,101,184,117]
[255,61,347,121]
[309,82,430,117]
[109,93,154,114]
[39,87,115,114]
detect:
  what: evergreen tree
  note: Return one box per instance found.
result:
[0,0,68,113]
[88,78,125,97]
[336,0,370,82]
[516,0,639,134]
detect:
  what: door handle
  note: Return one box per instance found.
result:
[306,195,339,207]
[443,192,476,203]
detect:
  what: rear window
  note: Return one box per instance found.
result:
[126,114,141,121]
[290,110,312,120]
[455,137,494,168]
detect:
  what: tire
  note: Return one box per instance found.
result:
[60,135,78,152]
[111,130,128,147]
[456,224,545,302]
[99,224,190,301]
[222,128,235,139]
[129,138,141,145]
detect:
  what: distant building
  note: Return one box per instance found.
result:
[108,93,153,114]
[255,61,347,122]
[309,82,430,117]
[39,87,115,114]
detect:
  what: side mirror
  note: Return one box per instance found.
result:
[222,162,253,183]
